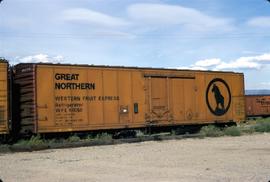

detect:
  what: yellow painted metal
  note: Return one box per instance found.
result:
[34,64,245,133]
[0,61,8,134]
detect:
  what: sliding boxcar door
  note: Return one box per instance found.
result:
[145,77,170,125]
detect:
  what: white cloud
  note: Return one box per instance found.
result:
[194,58,222,67]
[174,66,207,71]
[189,66,208,70]
[19,54,65,63]
[177,53,270,71]
[62,8,128,27]
[175,58,221,70]
[254,53,270,62]
[216,59,261,70]
[127,3,233,31]
[60,4,234,33]
[216,53,270,70]
[260,82,270,86]
[247,16,270,28]
[92,30,136,39]
[0,17,32,29]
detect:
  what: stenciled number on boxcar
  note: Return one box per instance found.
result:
[206,78,231,116]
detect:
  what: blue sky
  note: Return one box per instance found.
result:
[1,0,270,89]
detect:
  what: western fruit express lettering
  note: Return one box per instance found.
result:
[54,73,95,90]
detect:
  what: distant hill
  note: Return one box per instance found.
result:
[245,90,270,95]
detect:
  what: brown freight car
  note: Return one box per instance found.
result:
[245,95,270,117]
[0,60,9,135]
[13,63,245,134]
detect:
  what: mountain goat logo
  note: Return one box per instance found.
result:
[206,78,231,116]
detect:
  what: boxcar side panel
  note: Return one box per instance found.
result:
[118,71,132,124]
[0,62,8,134]
[202,73,244,123]
[231,75,245,121]
[148,77,169,124]
[36,65,148,133]
[169,78,185,122]
[36,67,54,128]
[130,71,145,125]
[245,95,270,117]
[193,74,207,121]
[203,74,228,122]
[102,70,119,125]
[87,69,104,126]
[72,68,89,127]
[34,64,244,133]
[182,78,196,122]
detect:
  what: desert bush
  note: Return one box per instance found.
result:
[28,135,45,145]
[252,119,270,133]
[85,134,95,140]
[96,133,112,141]
[224,126,241,136]
[15,135,45,147]
[67,134,81,142]
[135,130,145,137]
[199,125,223,137]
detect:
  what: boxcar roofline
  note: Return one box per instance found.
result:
[0,59,8,63]
[14,62,243,75]
[245,94,270,96]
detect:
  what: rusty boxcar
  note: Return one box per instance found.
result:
[13,63,245,134]
[245,95,270,117]
[0,60,10,135]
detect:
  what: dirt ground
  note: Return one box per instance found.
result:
[0,133,270,182]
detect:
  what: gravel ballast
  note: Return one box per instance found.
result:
[0,133,269,182]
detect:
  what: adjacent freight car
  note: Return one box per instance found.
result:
[13,63,245,134]
[245,95,270,117]
[0,60,10,136]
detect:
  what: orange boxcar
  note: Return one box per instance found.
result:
[14,63,245,134]
[0,60,9,134]
[245,95,270,117]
